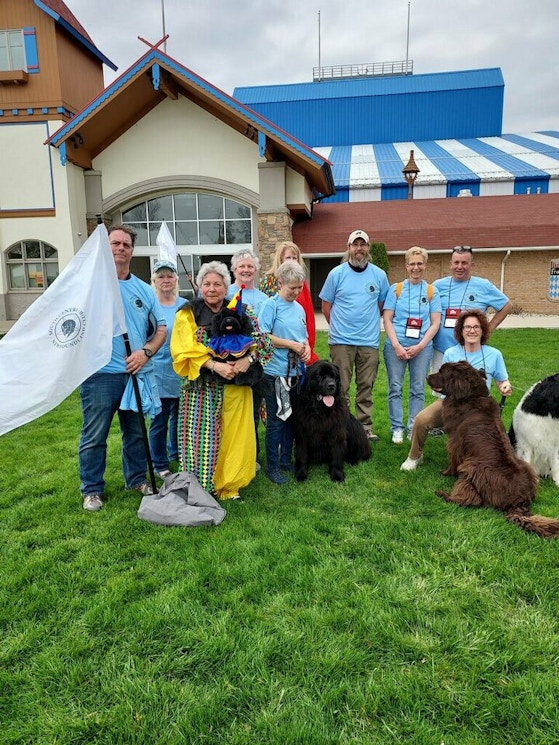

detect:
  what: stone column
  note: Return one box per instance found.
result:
[257,161,293,272]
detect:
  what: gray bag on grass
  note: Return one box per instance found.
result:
[137,471,226,527]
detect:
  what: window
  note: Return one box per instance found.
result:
[122,193,252,247]
[0,30,26,72]
[6,240,59,291]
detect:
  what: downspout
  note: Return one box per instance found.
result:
[500,249,511,293]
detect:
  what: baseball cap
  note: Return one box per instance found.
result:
[153,260,177,273]
[347,230,370,245]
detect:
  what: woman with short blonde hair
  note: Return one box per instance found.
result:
[383,246,442,443]
[260,240,318,364]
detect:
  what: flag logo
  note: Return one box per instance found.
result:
[49,309,86,348]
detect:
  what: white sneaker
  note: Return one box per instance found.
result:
[134,483,154,496]
[392,429,404,444]
[400,455,423,471]
[83,494,103,511]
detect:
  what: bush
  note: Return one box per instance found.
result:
[369,241,389,273]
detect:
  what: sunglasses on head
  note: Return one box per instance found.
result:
[452,245,473,254]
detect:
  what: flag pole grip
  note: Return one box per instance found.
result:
[123,333,158,494]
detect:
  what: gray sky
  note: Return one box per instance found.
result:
[67,0,557,136]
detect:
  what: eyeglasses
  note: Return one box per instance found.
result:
[463,325,481,331]
[453,245,473,254]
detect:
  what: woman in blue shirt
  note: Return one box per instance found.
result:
[383,247,441,443]
[148,261,186,477]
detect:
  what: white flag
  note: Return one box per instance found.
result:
[156,221,177,269]
[0,224,126,436]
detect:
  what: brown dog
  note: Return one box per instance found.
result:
[427,361,559,538]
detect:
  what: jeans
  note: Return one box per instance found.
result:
[79,372,148,495]
[148,397,179,471]
[263,374,294,471]
[383,342,433,433]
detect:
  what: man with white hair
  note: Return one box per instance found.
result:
[320,229,389,441]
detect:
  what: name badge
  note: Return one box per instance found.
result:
[444,308,461,328]
[405,317,422,339]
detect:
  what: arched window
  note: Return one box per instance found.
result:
[122,193,252,247]
[6,240,59,290]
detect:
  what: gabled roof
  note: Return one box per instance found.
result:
[34,0,117,70]
[46,47,335,199]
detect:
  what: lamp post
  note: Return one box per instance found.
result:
[402,149,420,199]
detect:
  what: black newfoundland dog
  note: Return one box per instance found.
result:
[291,360,371,482]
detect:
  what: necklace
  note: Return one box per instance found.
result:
[462,344,486,371]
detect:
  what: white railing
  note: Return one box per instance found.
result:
[313,60,413,82]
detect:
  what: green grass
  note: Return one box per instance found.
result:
[1,328,559,744]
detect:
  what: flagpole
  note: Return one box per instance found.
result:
[161,0,167,52]
[177,253,198,295]
[96,215,157,494]
[123,333,158,494]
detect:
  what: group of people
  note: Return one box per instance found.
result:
[78,224,513,511]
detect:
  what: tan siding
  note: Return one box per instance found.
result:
[0,0,103,113]
[0,0,62,108]
[55,30,104,112]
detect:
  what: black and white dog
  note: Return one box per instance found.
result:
[509,373,559,486]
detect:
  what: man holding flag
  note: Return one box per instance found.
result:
[79,225,166,511]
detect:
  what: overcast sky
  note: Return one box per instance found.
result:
[67,0,557,136]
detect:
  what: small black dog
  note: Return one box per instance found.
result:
[291,360,371,482]
[207,307,262,386]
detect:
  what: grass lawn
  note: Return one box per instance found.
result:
[1,328,559,744]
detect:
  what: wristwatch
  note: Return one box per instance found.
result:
[142,347,153,358]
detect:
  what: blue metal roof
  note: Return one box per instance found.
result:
[234,68,504,103]
[458,138,549,180]
[314,132,559,202]
[234,68,504,147]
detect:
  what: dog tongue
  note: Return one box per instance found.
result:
[322,395,335,408]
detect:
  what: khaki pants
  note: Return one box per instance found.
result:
[407,398,444,459]
[329,344,379,433]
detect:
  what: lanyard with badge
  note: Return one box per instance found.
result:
[444,279,471,328]
[404,280,424,339]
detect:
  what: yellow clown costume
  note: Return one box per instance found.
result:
[170,297,256,500]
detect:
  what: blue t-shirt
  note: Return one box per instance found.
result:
[319,262,389,347]
[442,344,508,391]
[226,284,268,315]
[433,275,509,353]
[152,298,186,398]
[258,295,307,378]
[101,274,166,374]
[383,280,441,347]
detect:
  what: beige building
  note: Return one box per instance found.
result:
[1,0,558,321]
[0,0,333,320]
